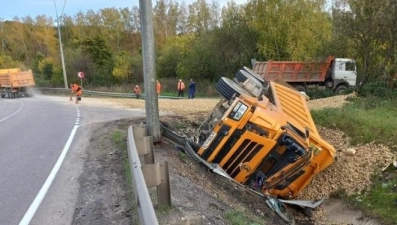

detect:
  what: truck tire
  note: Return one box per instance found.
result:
[241,66,266,84]
[334,85,348,95]
[235,69,266,97]
[216,77,253,100]
[235,69,263,87]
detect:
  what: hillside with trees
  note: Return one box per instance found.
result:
[0,0,396,93]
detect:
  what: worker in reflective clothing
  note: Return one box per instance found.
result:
[134,85,141,99]
[156,80,161,96]
[177,79,185,97]
[70,83,82,104]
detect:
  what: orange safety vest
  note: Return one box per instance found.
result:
[71,84,82,95]
[177,81,185,90]
[157,82,161,94]
[134,86,141,94]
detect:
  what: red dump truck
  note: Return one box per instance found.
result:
[252,56,357,94]
[0,68,35,98]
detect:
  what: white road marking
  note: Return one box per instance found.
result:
[0,100,23,123]
[19,106,81,225]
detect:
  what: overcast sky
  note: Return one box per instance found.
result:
[1,0,248,21]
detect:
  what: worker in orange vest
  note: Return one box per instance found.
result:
[177,79,185,97]
[134,85,141,99]
[156,80,161,96]
[70,83,82,104]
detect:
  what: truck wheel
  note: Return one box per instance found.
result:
[334,85,348,95]
[241,66,266,84]
[235,69,263,86]
[216,77,252,100]
[235,69,265,97]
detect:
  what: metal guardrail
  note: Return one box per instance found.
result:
[127,124,205,225]
[127,125,159,225]
[35,87,184,99]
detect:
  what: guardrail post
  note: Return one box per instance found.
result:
[157,161,171,206]
[132,124,154,164]
[133,123,171,207]
[129,123,204,224]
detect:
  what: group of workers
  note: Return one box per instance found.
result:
[177,79,196,99]
[133,79,196,99]
[69,78,197,103]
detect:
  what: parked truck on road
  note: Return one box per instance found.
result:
[252,56,357,94]
[0,68,35,98]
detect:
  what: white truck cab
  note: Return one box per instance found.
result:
[332,58,357,87]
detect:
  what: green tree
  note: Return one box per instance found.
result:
[0,53,21,68]
[333,0,397,87]
[80,36,114,85]
[245,0,331,61]
[215,3,261,72]
[157,35,195,78]
[177,36,219,81]
[113,51,132,80]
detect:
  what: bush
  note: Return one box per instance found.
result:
[358,81,397,98]
[306,89,335,99]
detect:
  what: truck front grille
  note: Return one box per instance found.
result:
[224,139,264,178]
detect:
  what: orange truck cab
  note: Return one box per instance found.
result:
[193,69,335,199]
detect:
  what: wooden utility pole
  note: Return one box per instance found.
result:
[139,0,161,141]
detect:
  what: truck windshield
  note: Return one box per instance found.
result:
[346,61,356,71]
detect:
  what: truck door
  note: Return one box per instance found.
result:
[333,59,357,86]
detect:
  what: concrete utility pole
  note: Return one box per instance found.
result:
[53,0,68,89]
[139,0,161,141]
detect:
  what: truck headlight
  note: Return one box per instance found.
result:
[232,102,248,120]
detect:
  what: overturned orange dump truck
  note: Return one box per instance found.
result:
[0,68,35,98]
[193,68,335,200]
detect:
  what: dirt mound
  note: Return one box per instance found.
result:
[301,128,394,200]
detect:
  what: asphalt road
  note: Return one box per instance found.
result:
[0,95,145,225]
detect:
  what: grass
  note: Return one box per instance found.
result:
[111,131,124,145]
[354,174,397,224]
[111,130,139,224]
[85,77,221,97]
[311,96,397,149]
[178,151,187,163]
[311,96,397,224]
[224,210,263,225]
